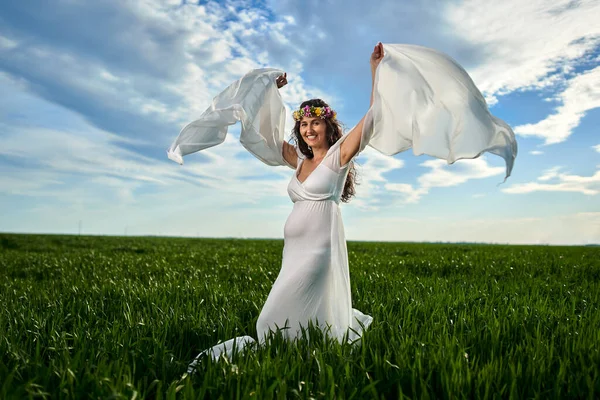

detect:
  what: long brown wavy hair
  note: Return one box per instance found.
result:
[292,99,357,203]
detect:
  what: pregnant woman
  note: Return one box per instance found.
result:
[168,43,517,371]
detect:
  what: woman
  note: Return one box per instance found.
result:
[191,46,382,367]
[254,44,385,344]
[170,43,517,370]
[254,94,373,345]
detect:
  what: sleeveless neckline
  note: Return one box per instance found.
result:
[295,142,342,184]
[296,150,329,184]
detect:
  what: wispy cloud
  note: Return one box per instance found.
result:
[0,122,294,202]
[351,149,405,210]
[503,166,600,195]
[445,0,600,151]
[385,157,505,204]
[446,0,600,104]
[0,0,314,145]
[514,66,600,144]
[538,166,563,182]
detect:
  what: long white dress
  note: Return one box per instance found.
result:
[186,139,373,372]
[169,44,518,371]
[257,136,372,343]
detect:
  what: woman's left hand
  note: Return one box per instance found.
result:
[370,42,384,71]
[276,73,288,89]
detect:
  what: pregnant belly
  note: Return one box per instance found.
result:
[284,200,334,244]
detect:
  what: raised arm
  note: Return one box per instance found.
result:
[282,141,297,168]
[340,42,384,167]
[275,73,298,169]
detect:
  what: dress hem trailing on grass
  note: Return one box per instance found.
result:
[187,310,373,373]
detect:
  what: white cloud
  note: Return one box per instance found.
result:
[383,183,427,205]
[0,35,17,50]
[0,117,291,205]
[594,144,600,153]
[514,66,600,144]
[0,126,170,186]
[0,118,299,239]
[0,0,318,142]
[503,166,600,195]
[0,170,64,195]
[529,150,544,155]
[358,149,405,184]
[446,0,600,104]
[538,166,563,182]
[419,158,504,187]
[445,0,600,148]
[349,148,405,210]
[385,157,504,204]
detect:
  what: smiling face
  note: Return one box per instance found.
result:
[299,116,328,149]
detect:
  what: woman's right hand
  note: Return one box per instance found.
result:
[276,73,288,89]
[370,42,384,72]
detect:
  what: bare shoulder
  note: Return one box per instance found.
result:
[282,141,298,169]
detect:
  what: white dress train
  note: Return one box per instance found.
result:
[168,44,518,372]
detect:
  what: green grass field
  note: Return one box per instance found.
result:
[1,233,599,399]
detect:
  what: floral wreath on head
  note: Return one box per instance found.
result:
[292,105,337,121]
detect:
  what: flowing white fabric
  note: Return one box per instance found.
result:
[168,44,517,178]
[167,68,291,167]
[170,44,518,371]
[366,44,516,179]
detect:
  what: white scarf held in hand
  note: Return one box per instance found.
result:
[167,44,517,181]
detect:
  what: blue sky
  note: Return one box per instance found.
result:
[0,0,599,244]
